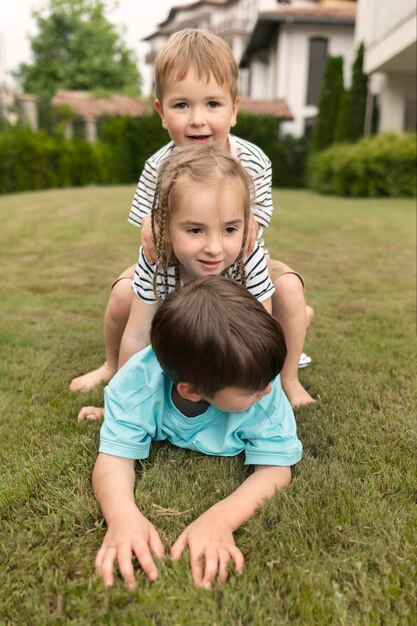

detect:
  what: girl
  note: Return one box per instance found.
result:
[117,144,275,369]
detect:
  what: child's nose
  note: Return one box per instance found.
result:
[203,235,223,255]
[190,107,206,126]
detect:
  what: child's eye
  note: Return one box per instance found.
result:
[207,101,220,109]
[225,226,238,234]
[187,228,202,235]
[174,102,188,109]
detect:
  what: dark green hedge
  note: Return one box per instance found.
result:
[0,127,109,194]
[1,112,309,194]
[308,133,416,197]
[234,112,308,188]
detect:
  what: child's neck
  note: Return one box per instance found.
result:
[171,385,210,418]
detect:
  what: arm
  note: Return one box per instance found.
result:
[93,453,164,588]
[118,295,158,368]
[171,465,291,588]
[262,296,272,314]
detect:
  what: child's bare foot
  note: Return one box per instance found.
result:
[282,378,316,408]
[77,406,104,421]
[70,362,116,392]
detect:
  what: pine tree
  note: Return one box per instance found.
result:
[311,56,344,152]
[334,43,368,143]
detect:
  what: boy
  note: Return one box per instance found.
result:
[88,276,302,589]
[71,28,314,407]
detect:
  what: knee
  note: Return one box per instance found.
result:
[106,281,132,321]
[274,273,305,304]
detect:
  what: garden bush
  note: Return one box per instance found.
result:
[308,133,416,197]
[0,111,309,194]
[235,112,308,188]
[0,127,107,194]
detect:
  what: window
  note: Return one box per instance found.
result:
[304,117,316,138]
[403,99,417,132]
[306,37,328,106]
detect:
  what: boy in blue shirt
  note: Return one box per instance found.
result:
[88,275,302,589]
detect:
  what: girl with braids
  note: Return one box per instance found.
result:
[71,28,316,408]
[117,144,275,369]
[77,145,275,422]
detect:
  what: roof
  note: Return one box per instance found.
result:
[242,3,356,65]
[259,4,356,24]
[239,97,293,120]
[52,90,153,119]
[144,0,233,39]
[51,90,291,121]
[159,0,230,28]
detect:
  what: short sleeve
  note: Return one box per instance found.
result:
[244,243,275,302]
[243,383,302,466]
[99,386,155,460]
[131,247,158,304]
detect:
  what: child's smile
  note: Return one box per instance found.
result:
[169,175,246,282]
[154,69,239,148]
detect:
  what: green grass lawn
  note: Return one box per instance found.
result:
[0,186,415,625]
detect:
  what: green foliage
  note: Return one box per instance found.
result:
[97,113,169,183]
[0,127,108,193]
[14,0,141,98]
[235,111,309,187]
[312,56,345,153]
[334,43,368,143]
[308,133,416,196]
[38,98,76,137]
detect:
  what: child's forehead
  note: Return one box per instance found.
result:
[164,67,233,94]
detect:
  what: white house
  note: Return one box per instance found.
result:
[355,0,416,134]
[143,0,357,137]
[241,0,356,136]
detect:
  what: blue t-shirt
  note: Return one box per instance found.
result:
[99,346,302,466]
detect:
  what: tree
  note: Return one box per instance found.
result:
[311,56,344,153]
[14,0,141,98]
[334,43,368,143]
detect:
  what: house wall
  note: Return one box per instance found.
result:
[250,22,355,136]
[356,0,416,134]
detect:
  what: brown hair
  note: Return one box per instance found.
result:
[154,28,239,102]
[151,275,287,395]
[151,144,253,301]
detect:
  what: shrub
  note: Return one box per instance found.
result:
[0,127,106,194]
[308,133,416,197]
[235,112,308,187]
[98,113,168,183]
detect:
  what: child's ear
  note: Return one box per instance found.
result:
[176,382,203,402]
[230,96,240,128]
[154,99,168,129]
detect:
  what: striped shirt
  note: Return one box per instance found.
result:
[133,242,275,305]
[128,135,273,238]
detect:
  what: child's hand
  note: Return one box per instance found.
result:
[170,510,244,589]
[141,214,158,264]
[244,213,259,255]
[95,509,165,589]
[77,406,104,421]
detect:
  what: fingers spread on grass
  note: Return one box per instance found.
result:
[117,542,137,589]
[77,406,104,422]
[199,546,219,589]
[170,530,187,560]
[132,539,159,581]
[149,526,166,559]
[96,545,117,587]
